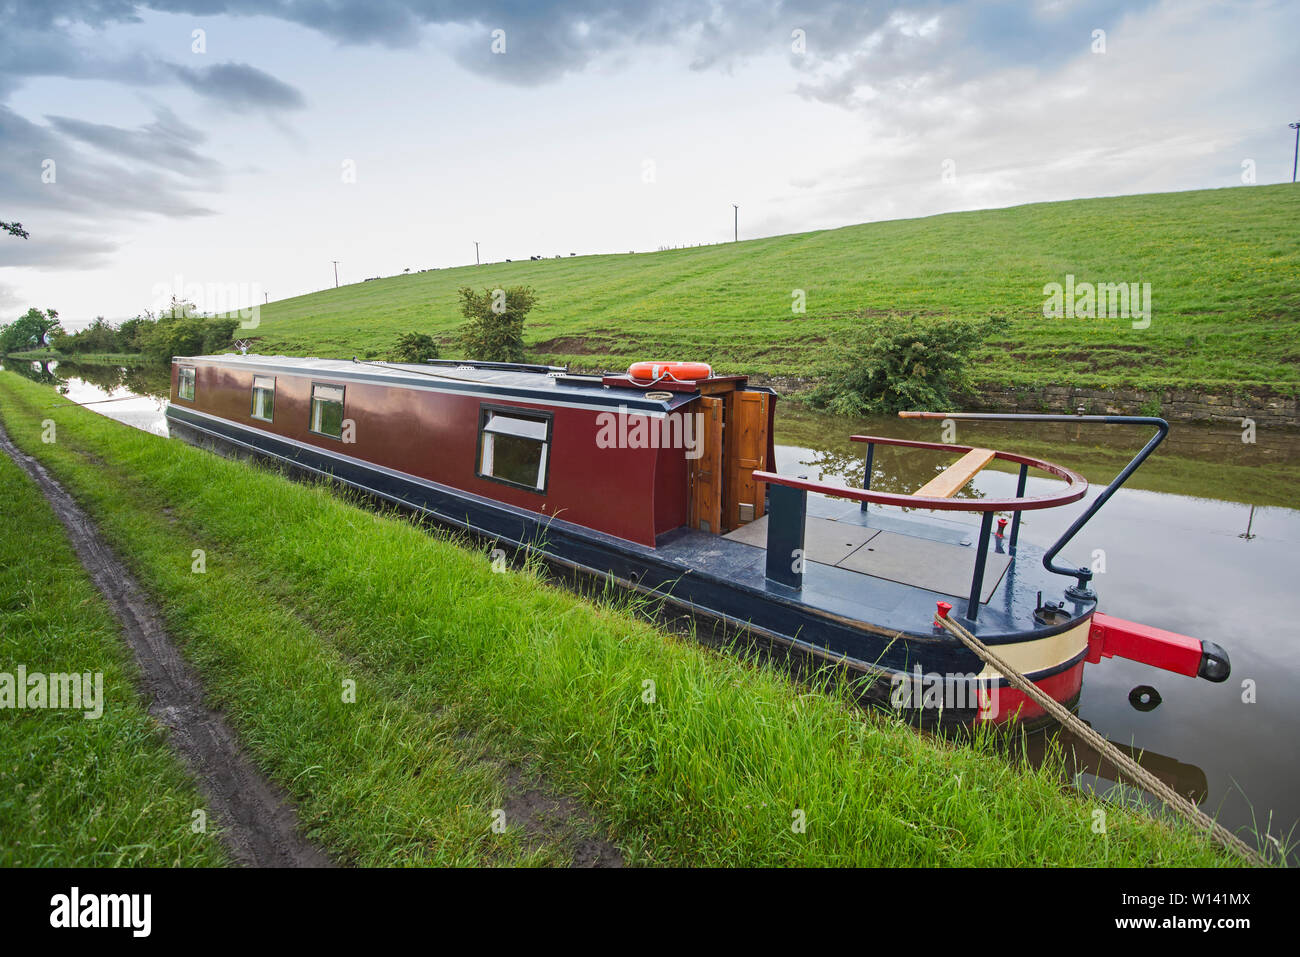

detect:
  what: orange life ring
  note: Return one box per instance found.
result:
[628,361,713,382]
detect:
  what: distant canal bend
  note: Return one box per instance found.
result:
[8,358,1298,862]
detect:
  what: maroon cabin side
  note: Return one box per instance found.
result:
[170,358,689,546]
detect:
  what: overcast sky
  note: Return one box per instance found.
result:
[1,0,1296,329]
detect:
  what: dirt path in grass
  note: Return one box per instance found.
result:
[493,762,625,867]
[0,424,331,868]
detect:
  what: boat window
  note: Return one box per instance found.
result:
[250,375,275,421]
[477,407,551,493]
[177,366,195,401]
[309,383,345,438]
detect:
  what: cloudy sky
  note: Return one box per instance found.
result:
[1,0,1296,328]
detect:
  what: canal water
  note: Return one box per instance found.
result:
[7,359,1299,860]
[3,359,171,437]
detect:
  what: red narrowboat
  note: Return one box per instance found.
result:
[165,354,1229,726]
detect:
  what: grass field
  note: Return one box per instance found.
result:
[245,184,1300,394]
[0,446,225,866]
[0,370,1252,866]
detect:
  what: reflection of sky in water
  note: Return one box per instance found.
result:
[56,375,170,438]
[779,438,1300,860]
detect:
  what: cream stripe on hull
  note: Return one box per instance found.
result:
[977,620,1091,680]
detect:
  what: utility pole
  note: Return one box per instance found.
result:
[732,204,738,242]
[264,292,268,304]
[1291,123,1300,183]
[331,261,339,288]
[474,241,480,265]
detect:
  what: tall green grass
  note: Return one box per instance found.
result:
[0,371,1247,865]
[0,448,226,866]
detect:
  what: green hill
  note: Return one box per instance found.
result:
[249,184,1300,394]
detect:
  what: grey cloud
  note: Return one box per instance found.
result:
[0,11,306,113]
[0,230,119,271]
[0,1,1171,100]
[45,108,220,176]
[0,282,26,313]
[174,1,1158,93]
[0,106,218,224]
[169,62,307,111]
[789,0,1156,110]
[0,6,295,275]
[5,1,1129,92]
[758,0,1300,232]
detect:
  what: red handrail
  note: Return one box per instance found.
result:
[753,435,1087,513]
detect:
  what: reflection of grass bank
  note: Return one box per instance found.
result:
[0,439,225,866]
[1,355,170,399]
[776,405,1300,510]
[0,370,1243,866]
[57,361,171,399]
[5,350,143,365]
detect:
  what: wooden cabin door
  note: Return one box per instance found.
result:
[723,390,769,531]
[688,397,723,534]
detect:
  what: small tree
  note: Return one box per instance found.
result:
[202,316,241,353]
[2,221,29,240]
[76,316,119,353]
[392,332,440,363]
[117,315,152,353]
[808,313,1006,416]
[458,286,536,364]
[0,307,61,353]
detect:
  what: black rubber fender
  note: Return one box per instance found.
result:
[1198,640,1231,682]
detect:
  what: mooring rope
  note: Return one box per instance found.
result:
[936,611,1269,866]
[47,394,153,408]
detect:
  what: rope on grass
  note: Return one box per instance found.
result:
[936,611,1269,866]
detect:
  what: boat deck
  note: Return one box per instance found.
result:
[653,491,1060,640]
[722,500,1012,604]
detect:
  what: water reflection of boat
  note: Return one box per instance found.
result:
[1034,727,1210,804]
[165,355,1232,727]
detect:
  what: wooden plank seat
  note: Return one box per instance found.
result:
[914,447,996,499]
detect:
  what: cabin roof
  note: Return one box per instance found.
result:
[176,354,703,412]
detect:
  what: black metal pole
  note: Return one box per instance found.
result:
[765,482,807,589]
[1040,417,1168,598]
[900,411,1169,597]
[1008,462,1028,554]
[966,511,995,622]
[860,442,874,512]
